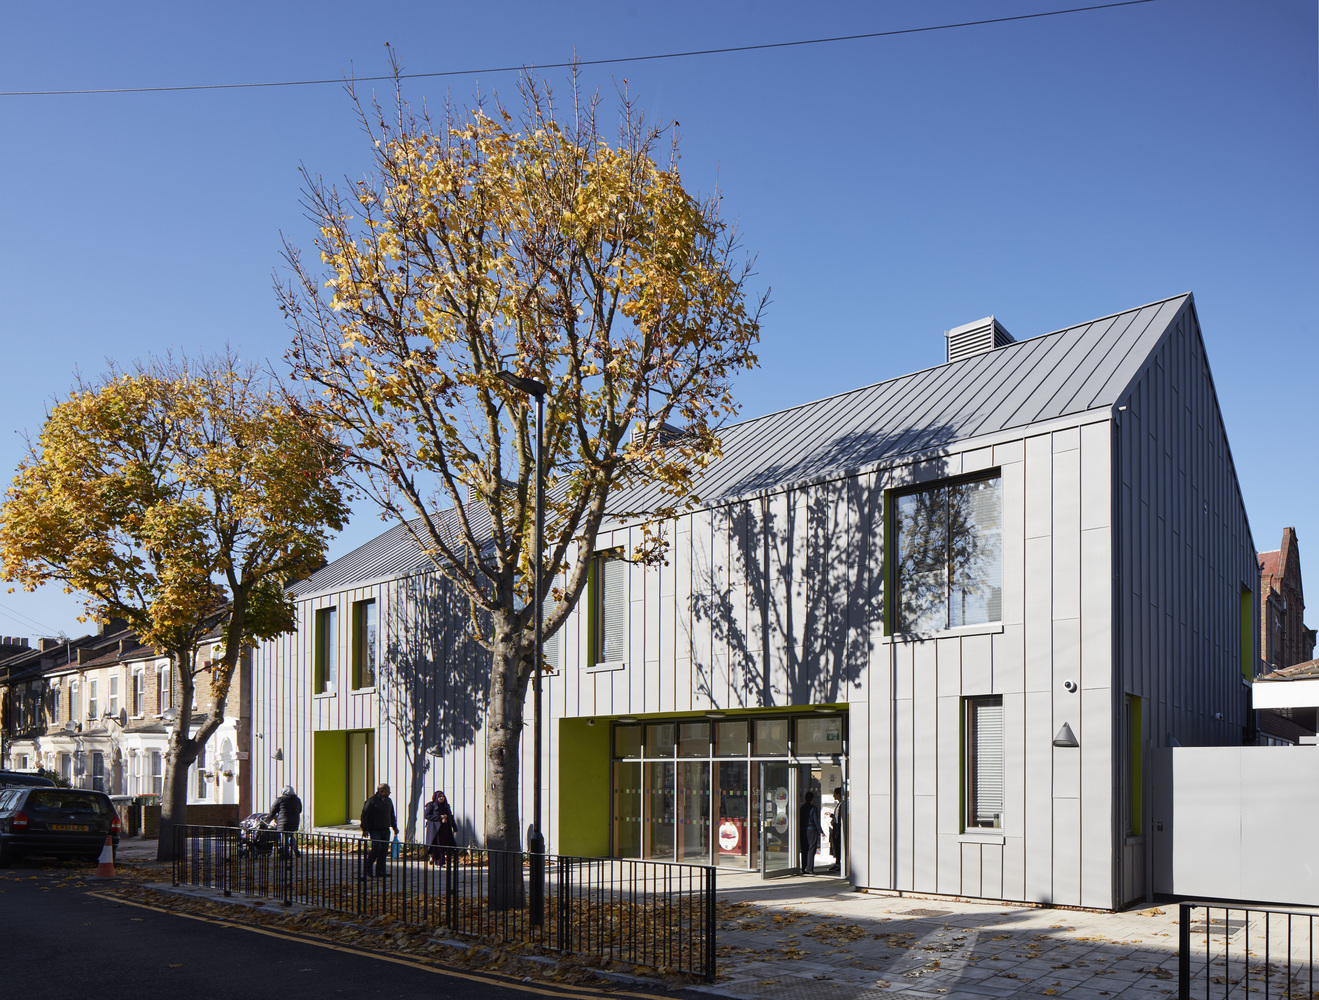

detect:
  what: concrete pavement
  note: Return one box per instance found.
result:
[699,871,1181,1000]
[108,838,1191,1000]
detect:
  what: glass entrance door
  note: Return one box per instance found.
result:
[760,762,798,877]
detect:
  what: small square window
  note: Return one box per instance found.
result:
[613,725,642,759]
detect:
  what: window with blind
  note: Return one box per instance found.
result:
[966,696,1004,830]
[314,606,338,694]
[895,473,1002,632]
[352,599,377,689]
[592,551,627,665]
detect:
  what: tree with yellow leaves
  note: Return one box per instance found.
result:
[280,66,765,879]
[0,355,349,860]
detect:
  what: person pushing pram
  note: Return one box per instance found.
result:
[265,785,302,859]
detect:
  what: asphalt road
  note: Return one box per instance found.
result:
[0,866,665,1000]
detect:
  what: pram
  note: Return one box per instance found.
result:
[237,813,278,859]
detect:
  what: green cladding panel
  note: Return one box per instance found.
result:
[312,730,348,826]
[558,718,611,856]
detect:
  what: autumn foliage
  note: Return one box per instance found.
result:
[281,67,765,858]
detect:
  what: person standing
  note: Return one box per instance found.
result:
[825,786,846,874]
[359,783,398,878]
[799,790,820,874]
[423,789,457,866]
[265,785,302,859]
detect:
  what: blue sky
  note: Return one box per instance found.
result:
[1,0,1315,640]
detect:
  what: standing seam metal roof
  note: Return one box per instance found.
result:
[292,294,1192,593]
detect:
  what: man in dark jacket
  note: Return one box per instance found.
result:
[799,790,820,874]
[360,783,399,878]
[266,785,302,859]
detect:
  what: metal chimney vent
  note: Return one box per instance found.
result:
[945,316,1014,364]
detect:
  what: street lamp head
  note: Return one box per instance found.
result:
[496,370,546,398]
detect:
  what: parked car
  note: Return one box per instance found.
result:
[0,771,56,788]
[0,786,120,865]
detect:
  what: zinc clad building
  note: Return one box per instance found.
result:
[251,292,1257,909]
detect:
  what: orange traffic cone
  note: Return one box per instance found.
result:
[93,836,115,878]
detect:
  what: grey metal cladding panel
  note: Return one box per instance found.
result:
[878,358,993,459]
[888,345,1029,455]
[970,326,1094,435]
[1011,319,1120,424]
[1076,298,1188,409]
[944,335,1061,439]
[1018,316,1123,419]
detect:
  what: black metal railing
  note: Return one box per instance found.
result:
[1179,902,1316,1000]
[173,825,716,980]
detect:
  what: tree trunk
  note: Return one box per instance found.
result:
[485,632,528,910]
[156,734,194,862]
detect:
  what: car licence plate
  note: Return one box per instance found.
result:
[50,824,89,832]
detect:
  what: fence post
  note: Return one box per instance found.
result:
[222,827,232,897]
[705,866,717,983]
[557,854,571,954]
[1178,902,1191,1000]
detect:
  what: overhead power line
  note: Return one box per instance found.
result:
[2,1,1157,98]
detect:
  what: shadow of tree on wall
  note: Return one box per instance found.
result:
[687,426,957,708]
[382,570,489,841]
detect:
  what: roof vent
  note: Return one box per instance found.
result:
[945,316,1014,364]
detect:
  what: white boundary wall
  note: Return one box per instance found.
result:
[1151,746,1319,906]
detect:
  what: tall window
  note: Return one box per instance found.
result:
[51,684,61,724]
[895,474,1002,632]
[196,742,208,798]
[69,681,79,723]
[314,607,338,694]
[542,589,562,673]
[59,753,72,783]
[352,599,377,689]
[88,680,99,720]
[108,676,119,717]
[156,665,171,715]
[91,751,105,792]
[592,551,627,664]
[133,670,145,716]
[1125,695,1142,836]
[965,696,1004,830]
[150,751,163,795]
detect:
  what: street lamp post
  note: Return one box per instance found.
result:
[496,369,546,927]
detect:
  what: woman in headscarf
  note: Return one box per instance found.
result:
[423,789,457,866]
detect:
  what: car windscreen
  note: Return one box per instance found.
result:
[24,791,112,815]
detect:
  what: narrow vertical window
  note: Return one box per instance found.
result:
[592,551,627,664]
[965,696,1004,830]
[70,682,79,723]
[51,685,61,724]
[895,474,1002,632]
[352,599,377,689]
[315,606,338,694]
[108,676,119,717]
[1125,695,1142,836]
[133,670,145,716]
[542,589,561,673]
[150,751,163,795]
[88,680,99,720]
[91,751,105,792]
[1240,588,1253,682]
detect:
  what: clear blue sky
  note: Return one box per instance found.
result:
[1,0,1314,640]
